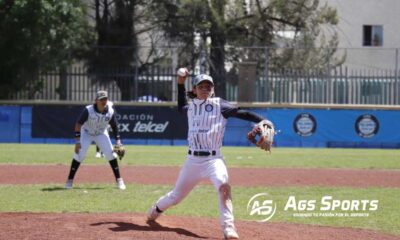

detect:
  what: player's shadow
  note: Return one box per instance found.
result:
[91,220,207,239]
[41,186,105,192]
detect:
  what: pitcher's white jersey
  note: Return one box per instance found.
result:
[153,81,267,234]
[187,97,231,150]
[81,102,115,136]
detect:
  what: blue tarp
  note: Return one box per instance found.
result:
[0,105,399,148]
[0,106,20,143]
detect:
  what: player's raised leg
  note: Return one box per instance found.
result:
[147,160,202,221]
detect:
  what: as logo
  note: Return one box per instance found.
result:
[247,193,277,222]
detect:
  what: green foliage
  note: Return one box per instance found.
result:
[0,0,91,99]
[0,144,399,169]
[151,0,341,78]
[87,0,137,70]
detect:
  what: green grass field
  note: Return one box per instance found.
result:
[0,144,399,236]
[1,143,399,169]
[0,184,399,236]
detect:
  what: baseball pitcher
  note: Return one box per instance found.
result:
[147,69,274,239]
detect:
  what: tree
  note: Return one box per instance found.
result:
[0,0,91,99]
[150,0,341,98]
[209,0,228,98]
[87,0,169,101]
[150,0,229,97]
[235,0,343,70]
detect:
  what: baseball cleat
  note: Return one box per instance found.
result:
[147,205,162,221]
[223,226,239,239]
[65,179,73,189]
[116,178,126,190]
[95,152,102,158]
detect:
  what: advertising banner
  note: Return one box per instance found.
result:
[249,108,400,148]
[27,105,400,147]
[0,106,21,142]
[32,105,187,139]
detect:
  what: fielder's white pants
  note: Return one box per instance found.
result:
[73,130,115,162]
[156,154,234,229]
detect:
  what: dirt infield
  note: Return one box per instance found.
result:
[1,165,400,188]
[1,212,399,240]
[1,165,400,239]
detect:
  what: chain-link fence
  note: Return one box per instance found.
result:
[4,46,400,104]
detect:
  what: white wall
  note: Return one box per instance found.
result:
[323,0,400,70]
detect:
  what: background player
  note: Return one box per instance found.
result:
[65,90,126,190]
[147,69,273,239]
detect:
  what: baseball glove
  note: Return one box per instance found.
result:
[247,120,275,153]
[113,144,126,160]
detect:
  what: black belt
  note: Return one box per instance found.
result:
[188,150,216,156]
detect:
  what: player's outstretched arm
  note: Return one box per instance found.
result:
[177,68,189,113]
[232,109,265,123]
[220,99,265,123]
[219,99,275,153]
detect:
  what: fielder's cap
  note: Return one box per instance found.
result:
[96,90,108,100]
[192,74,214,86]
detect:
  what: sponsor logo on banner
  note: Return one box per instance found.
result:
[293,113,317,137]
[355,114,379,138]
[116,113,169,133]
[31,106,186,139]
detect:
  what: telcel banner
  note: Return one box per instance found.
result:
[32,105,187,139]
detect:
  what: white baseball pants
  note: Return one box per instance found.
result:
[73,130,115,162]
[156,155,234,229]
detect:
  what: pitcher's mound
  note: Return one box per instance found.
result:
[1,213,398,240]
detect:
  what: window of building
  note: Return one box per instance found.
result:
[363,25,383,47]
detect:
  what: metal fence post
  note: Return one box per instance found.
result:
[171,47,178,102]
[264,47,270,102]
[395,48,399,105]
[327,53,333,104]
[134,65,138,101]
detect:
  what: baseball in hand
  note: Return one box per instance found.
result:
[177,68,188,77]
